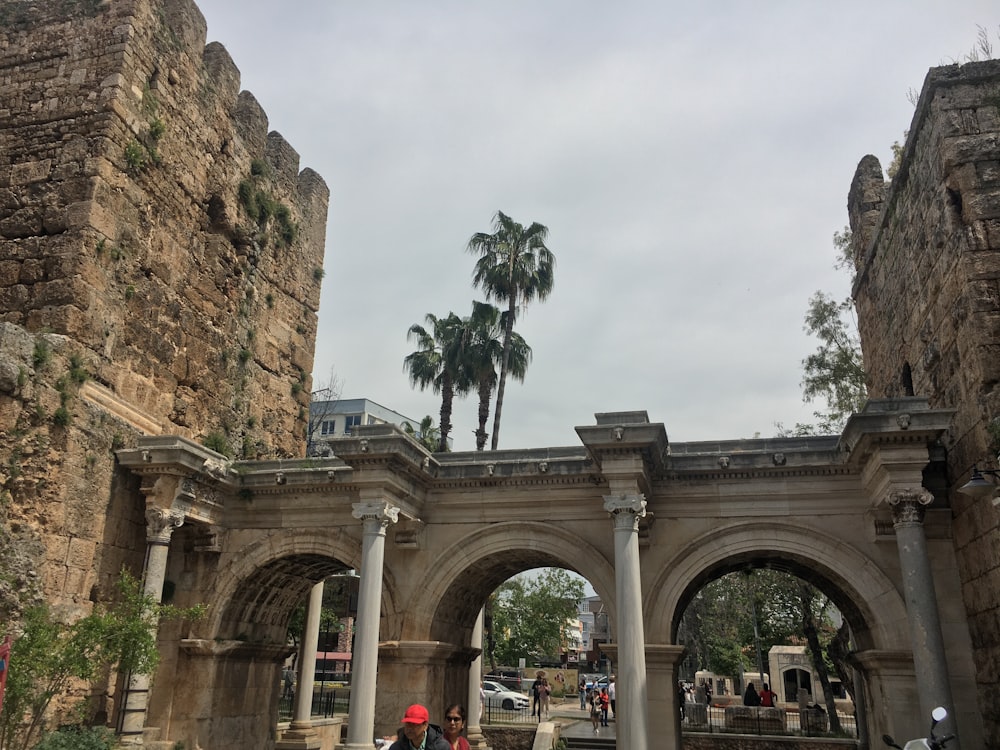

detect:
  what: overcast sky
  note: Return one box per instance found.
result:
[196,1,996,452]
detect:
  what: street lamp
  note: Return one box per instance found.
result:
[958,465,1000,503]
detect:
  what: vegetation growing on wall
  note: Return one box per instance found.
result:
[0,570,204,750]
[237,161,298,250]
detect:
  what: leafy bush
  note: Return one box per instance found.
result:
[33,726,117,750]
[0,571,204,750]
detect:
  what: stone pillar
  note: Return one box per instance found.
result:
[344,501,399,750]
[466,609,490,750]
[645,645,686,750]
[119,507,184,744]
[603,493,649,750]
[888,488,959,748]
[277,582,324,749]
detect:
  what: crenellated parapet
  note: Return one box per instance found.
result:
[0,0,330,460]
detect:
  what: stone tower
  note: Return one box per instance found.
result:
[849,59,1000,740]
[0,0,327,619]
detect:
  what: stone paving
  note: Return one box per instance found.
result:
[548,700,617,742]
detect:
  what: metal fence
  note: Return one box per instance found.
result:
[481,701,534,725]
[278,687,351,721]
[681,704,857,738]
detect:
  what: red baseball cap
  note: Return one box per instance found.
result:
[401,704,429,724]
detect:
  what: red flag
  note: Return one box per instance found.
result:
[0,634,11,716]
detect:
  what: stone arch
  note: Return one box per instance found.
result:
[645,520,908,652]
[399,521,617,644]
[204,527,374,641]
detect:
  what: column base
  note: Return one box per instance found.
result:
[466,728,491,750]
[275,721,322,750]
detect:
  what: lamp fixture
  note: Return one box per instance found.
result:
[958,466,1000,499]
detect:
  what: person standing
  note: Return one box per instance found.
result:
[607,675,616,720]
[677,681,687,722]
[759,683,777,708]
[388,704,450,750]
[539,678,551,719]
[599,687,610,726]
[442,704,470,750]
[530,672,543,718]
[588,687,601,733]
[578,677,587,710]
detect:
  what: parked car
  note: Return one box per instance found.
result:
[585,674,610,691]
[482,680,530,710]
[486,669,523,692]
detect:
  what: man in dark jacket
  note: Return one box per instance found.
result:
[388,704,450,750]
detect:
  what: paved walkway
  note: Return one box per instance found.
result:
[547,700,617,742]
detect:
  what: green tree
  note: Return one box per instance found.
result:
[404,312,468,451]
[467,211,555,450]
[460,302,532,451]
[0,570,204,750]
[402,415,442,453]
[677,569,842,690]
[795,229,867,435]
[485,569,584,671]
[797,582,842,733]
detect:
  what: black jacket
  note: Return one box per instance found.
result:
[387,723,450,750]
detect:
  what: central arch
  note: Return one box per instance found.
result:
[417,520,619,643]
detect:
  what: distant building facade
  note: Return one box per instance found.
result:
[308,397,432,454]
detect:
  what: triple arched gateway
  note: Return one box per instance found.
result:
[118,399,983,750]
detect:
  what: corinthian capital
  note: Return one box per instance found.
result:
[352,500,400,530]
[145,507,185,544]
[603,493,647,531]
[887,487,934,527]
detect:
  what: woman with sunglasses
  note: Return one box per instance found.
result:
[442,704,470,750]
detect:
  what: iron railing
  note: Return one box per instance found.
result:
[681,704,858,738]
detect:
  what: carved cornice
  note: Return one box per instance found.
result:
[179,639,294,662]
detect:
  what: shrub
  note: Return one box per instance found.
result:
[202,431,230,457]
[124,140,146,171]
[0,571,204,750]
[32,340,51,369]
[33,726,117,750]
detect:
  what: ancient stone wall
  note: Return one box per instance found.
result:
[849,59,1000,740]
[0,0,328,625]
[0,0,328,461]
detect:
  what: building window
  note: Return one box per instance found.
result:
[344,415,362,434]
[367,416,377,425]
[321,420,336,436]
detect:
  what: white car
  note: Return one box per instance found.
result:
[482,680,529,710]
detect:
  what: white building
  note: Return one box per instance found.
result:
[308,398,428,455]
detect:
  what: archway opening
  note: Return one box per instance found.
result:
[674,560,863,738]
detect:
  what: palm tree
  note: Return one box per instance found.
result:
[467,211,555,450]
[462,302,531,451]
[402,415,442,453]
[403,313,468,451]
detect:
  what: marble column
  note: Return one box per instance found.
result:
[277,581,323,749]
[888,487,959,748]
[603,493,649,750]
[119,506,184,744]
[344,501,399,750]
[466,608,490,750]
